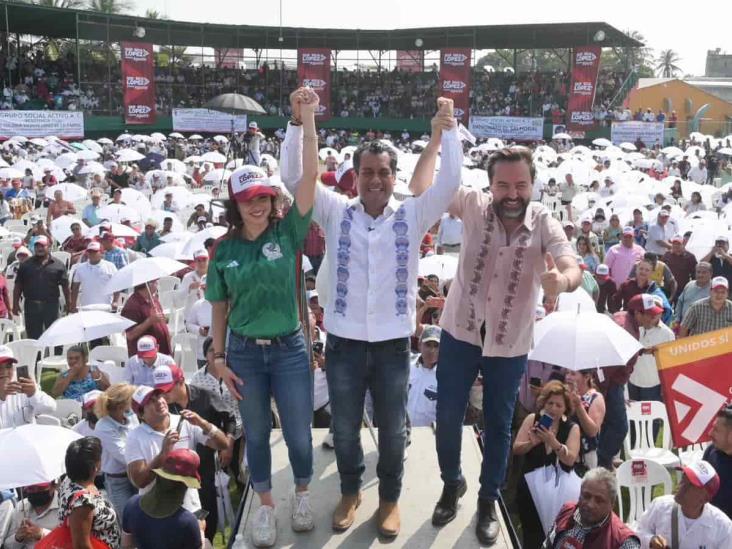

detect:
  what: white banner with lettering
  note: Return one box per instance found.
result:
[0,111,84,139]
[611,121,664,146]
[172,108,248,133]
[468,116,544,141]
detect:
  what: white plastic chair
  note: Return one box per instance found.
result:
[677,441,710,466]
[624,400,680,468]
[5,220,27,234]
[158,290,176,316]
[96,360,127,385]
[36,414,61,426]
[6,339,39,371]
[0,318,22,343]
[157,276,180,294]
[168,307,186,335]
[89,345,129,369]
[172,333,198,377]
[53,398,82,425]
[36,343,73,380]
[51,250,71,270]
[616,458,673,524]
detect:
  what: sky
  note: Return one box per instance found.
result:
[136,0,729,77]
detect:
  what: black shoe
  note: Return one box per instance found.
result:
[476,498,499,546]
[431,478,467,526]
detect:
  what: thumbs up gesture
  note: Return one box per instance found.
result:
[540,252,569,301]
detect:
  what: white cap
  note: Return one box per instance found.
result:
[0,345,16,363]
[712,276,729,290]
[82,389,103,409]
[227,166,276,203]
[136,335,158,358]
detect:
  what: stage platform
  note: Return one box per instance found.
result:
[231,427,515,548]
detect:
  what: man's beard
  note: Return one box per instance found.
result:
[494,197,528,220]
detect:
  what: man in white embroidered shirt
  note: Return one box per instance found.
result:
[433,147,581,545]
[281,98,461,537]
[634,460,732,548]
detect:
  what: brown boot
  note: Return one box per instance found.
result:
[332,492,362,532]
[377,500,400,538]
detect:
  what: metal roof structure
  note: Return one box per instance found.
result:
[0,1,642,51]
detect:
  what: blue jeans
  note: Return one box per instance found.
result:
[435,330,526,501]
[325,333,410,502]
[598,383,629,469]
[227,329,313,493]
[104,474,136,526]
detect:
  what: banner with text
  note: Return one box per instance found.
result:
[0,111,84,139]
[172,109,248,133]
[611,121,665,147]
[567,46,601,131]
[396,50,423,73]
[655,328,732,448]
[439,49,471,125]
[469,116,544,141]
[298,48,331,120]
[121,41,156,125]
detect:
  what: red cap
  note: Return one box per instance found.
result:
[131,385,160,414]
[227,166,277,203]
[676,460,721,499]
[136,335,158,359]
[153,448,201,489]
[627,293,664,316]
[153,363,185,393]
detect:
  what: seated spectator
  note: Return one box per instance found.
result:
[121,279,172,357]
[186,203,211,228]
[0,345,56,428]
[673,262,712,326]
[543,467,640,548]
[634,460,732,547]
[122,449,205,549]
[45,189,75,224]
[72,389,103,438]
[565,369,605,472]
[704,404,732,519]
[3,481,60,549]
[123,335,175,387]
[61,221,87,264]
[133,220,162,255]
[50,345,110,400]
[407,326,440,428]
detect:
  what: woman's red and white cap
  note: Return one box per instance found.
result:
[228,165,277,203]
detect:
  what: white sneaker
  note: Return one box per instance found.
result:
[251,504,277,547]
[291,490,315,532]
[322,432,334,449]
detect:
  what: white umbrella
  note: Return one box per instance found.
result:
[226,158,245,170]
[0,167,24,179]
[319,147,341,162]
[149,210,186,233]
[77,161,107,176]
[0,425,83,490]
[159,158,187,174]
[556,288,598,313]
[189,134,203,140]
[0,158,8,168]
[84,222,139,239]
[50,215,84,244]
[212,135,228,144]
[418,254,459,280]
[38,311,135,347]
[619,142,637,151]
[145,170,185,187]
[203,168,232,184]
[45,183,88,201]
[525,465,582,535]
[150,132,167,141]
[261,154,278,170]
[116,133,132,142]
[116,149,146,163]
[184,155,203,164]
[180,226,227,257]
[97,137,113,145]
[149,240,190,260]
[120,188,152,218]
[105,256,189,293]
[592,138,612,148]
[55,152,79,169]
[29,137,48,147]
[97,204,142,224]
[661,146,684,157]
[717,148,732,156]
[82,139,103,153]
[530,310,642,370]
[76,149,99,161]
[151,187,192,210]
[553,132,572,140]
[169,132,184,139]
[200,151,227,163]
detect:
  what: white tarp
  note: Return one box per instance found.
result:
[611,121,664,147]
[469,116,544,141]
[0,111,84,139]
[172,108,248,133]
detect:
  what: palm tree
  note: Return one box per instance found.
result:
[86,0,133,13]
[655,49,683,78]
[144,8,160,19]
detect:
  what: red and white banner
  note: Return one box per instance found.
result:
[396,50,423,73]
[567,46,601,131]
[298,48,331,120]
[439,49,471,126]
[656,328,732,448]
[121,41,156,125]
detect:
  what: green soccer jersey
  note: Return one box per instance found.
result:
[205,205,312,338]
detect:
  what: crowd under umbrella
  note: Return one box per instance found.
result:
[37,310,135,347]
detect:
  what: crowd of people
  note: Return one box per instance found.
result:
[0,81,730,549]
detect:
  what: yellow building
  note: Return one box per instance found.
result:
[627,78,732,138]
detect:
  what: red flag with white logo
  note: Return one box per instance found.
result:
[439,49,471,126]
[567,46,601,131]
[121,41,156,125]
[297,48,331,121]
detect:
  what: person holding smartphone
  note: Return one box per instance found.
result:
[512,381,581,548]
[51,345,110,401]
[0,345,56,428]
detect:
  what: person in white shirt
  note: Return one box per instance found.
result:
[69,241,119,312]
[668,161,681,178]
[688,160,708,185]
[408,326,440,427]
[72,389,103,439]
[634,460,732,548]
[0,345,56,428]
[123,336,175,387]
[125,386,228,514]
[280,97,461,537]
[645,210,675,256]
[177,249,208,312]
[185,292,212,366]
[628,295,675,402]
[3,481,60,549]
[599,175,616,198]
[436,213,463,253]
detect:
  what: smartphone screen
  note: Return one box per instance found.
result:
[537,413,553,430]
[16,366,29,380]
[176,416,187,434]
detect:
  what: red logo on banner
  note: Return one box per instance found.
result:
[567,46,601,131]
[298,48,331,120]
[439,49,471,126]
[122,41,155,125]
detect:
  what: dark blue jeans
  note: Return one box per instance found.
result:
[227,329,313,493]
[598,383,629,469]
[435,330,526,501]
[325,333,410,502]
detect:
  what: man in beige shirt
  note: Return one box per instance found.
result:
[432,147,581,546]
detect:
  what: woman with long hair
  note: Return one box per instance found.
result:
[565,369,606,472]
[576,235,600,274]
[206,87,320,548]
